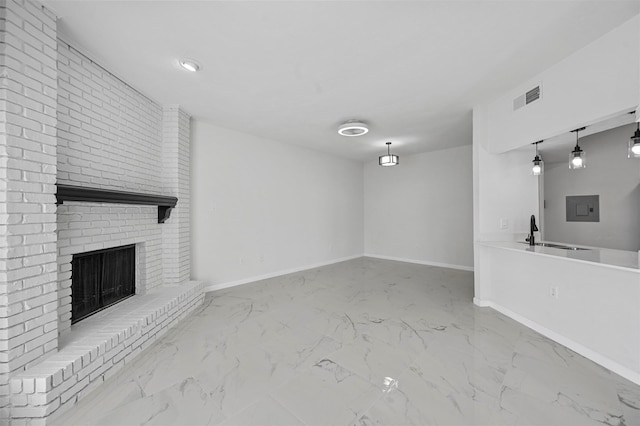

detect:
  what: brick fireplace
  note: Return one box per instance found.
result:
[0,0,204,423]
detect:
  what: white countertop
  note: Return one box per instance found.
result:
[479,240,640,272]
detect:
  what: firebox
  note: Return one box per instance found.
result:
[71,244,136,324]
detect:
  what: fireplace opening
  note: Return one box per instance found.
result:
[71,244,136,324]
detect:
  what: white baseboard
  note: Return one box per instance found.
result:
[483,300,640,386]
[204,254,363,293]
[363,253,474,272]
[473,297,491,307]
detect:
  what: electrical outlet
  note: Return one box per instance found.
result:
[550,286,559,299]
[499,218,509,229]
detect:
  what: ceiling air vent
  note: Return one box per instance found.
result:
[526,86,540,104]
[513,84,542,111]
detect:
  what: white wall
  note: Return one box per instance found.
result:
[544,123,640,251]
[473,106,540,244]
[364,145,473,270]
[485,14,639,154]
[473,106,541,302]
[479,244,640,384]
[476,144,540,241]
[191,120,364,288]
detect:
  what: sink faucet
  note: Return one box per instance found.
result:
[526,214,539,246]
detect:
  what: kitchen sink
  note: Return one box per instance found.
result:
[521,242,591,250]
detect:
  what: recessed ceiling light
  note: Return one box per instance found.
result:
[338,120,368,137]
[179,59,200,72]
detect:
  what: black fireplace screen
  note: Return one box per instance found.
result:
[71,244,135,324]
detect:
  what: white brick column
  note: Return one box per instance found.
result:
[0,0,58,420]
[161,106,190,284]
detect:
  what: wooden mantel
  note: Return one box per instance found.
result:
[55,184,178,223]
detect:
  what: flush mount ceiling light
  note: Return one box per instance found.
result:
[338,120,368,137]
[531,140,543,176]
[379,142,399,167]
[628,121,640,159]
[179,59,200,72]
[569,127,586,170]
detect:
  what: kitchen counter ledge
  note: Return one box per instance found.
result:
[478,240,640,272]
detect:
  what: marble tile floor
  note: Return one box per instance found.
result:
[53,257,640,426]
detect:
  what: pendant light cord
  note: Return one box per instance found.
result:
[571,126,585,149]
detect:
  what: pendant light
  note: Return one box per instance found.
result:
[531,141,543,176]
[628,122,640,159]
[569,127,586,170]
[379,142,399,167]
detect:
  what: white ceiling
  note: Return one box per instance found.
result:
[47,1,640,161]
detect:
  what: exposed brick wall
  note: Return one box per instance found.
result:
[54,37,188,333]
[0,0,59,420]
[162,106,191,284]
[56,42,164,194]
[54,43,169,338]
[0,0,195,422]
[56,204,162,335]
